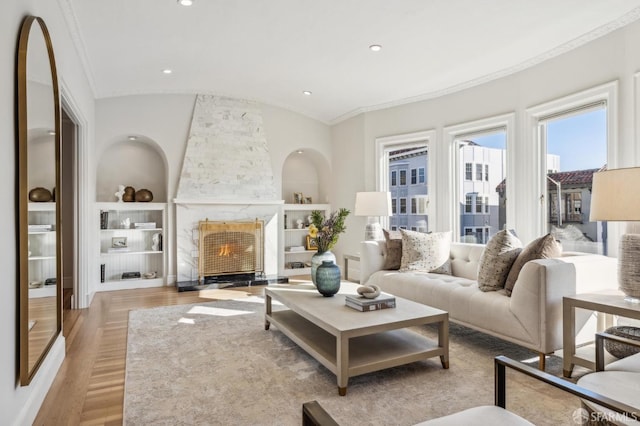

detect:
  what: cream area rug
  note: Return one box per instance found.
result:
[124,295,578,425]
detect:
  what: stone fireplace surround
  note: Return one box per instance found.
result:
[174,95,289,290]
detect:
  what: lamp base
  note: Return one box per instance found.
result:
[364,222,383,241]
[619,234,640,301]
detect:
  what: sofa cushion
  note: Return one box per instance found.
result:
[477,229,522,292]
[382,229,402,270]
[399,229,451,275]
[504,233,562,296]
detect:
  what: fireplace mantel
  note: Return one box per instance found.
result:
[174,199,284,206]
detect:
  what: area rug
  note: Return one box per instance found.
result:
[124,295,578,425]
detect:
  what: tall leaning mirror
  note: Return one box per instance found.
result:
[17,15,62,386]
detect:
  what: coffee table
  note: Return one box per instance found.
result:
[264,282,449,395]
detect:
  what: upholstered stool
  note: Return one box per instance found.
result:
[577,371,640,424]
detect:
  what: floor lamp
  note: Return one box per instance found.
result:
[354,191,391,241]
[590,167,640,302]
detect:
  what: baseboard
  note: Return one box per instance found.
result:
[13,334,65,426]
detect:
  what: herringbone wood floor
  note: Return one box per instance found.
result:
[33,284,278,425]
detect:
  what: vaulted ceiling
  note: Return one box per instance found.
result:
[62,0,640,123]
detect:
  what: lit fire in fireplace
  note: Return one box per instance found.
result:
[218,244,233,256]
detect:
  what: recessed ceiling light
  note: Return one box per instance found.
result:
[297,150,303,154]
[177,0,193,6]
[369,44,382,52]
[303,90,312,96]
[47,130,56,135]
[162,69,173,74]
[128,136,137,141]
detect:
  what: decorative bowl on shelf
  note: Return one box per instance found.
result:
[142,272,156,279]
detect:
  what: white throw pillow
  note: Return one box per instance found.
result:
[477,229,522,292]
[399,230,452,275]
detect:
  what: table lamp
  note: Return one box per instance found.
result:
[590,167,640,302]
[354,191,392,241]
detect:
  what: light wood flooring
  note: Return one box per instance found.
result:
[33,283,286,425]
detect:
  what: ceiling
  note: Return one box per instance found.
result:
[63,0,640,124]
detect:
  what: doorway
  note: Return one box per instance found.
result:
[61,105,77,315]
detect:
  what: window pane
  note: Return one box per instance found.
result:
[388,145,428,232]
[391,171,397,186]
[545,108,607,254]
[458,132,507,242]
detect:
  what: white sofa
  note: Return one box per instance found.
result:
[360,240,618,368]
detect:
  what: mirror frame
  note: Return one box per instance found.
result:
[17,15,62,386]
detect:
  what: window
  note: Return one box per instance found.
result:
[448,115,513,243]
[542,106,607,254]
[465,195,472,213]
[378,134,431,235]
[453,126,508,243]
[415,196,428,214]
[418,167,425,183]
[475,196,483,213]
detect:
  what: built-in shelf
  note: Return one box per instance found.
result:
[97,202,167,291]
[281,203,330,277]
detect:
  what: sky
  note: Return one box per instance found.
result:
[471,108,607,172]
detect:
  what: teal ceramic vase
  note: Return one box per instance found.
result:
[311,250,336,286]
[315,260,341,297]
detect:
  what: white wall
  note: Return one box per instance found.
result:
[1,1,95,425]
[332,18,640,259]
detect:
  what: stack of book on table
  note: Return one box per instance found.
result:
[345,293,396,312]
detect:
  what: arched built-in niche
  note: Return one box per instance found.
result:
[96,136,168,202]
[281,149,331,204]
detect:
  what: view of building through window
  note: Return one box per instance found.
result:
[457,131,506,244]
[385,108,606,249]
[388,146,428,232]
[545,107,607,254]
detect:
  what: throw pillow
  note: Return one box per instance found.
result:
[382,229,402,270]
[477,229,522,292]
[504,233,562,296]
[399,229,452,275]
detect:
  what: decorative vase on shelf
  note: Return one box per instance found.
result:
[315,260,341,297]
[310,250,336,286]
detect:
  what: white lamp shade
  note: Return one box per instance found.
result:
[354,192,392,217]
[590,167,640,221]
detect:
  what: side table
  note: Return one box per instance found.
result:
[343,253,360,282]
[563,290,640,378]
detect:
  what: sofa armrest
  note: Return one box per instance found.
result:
[510,254,618,353]
[359,240,386,284]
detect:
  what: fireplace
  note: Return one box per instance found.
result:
[198,219,264,281]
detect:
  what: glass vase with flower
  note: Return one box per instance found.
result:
[308,208,350,291]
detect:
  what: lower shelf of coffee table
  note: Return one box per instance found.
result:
[268,309,441,378]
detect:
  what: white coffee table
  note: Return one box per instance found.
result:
[264,282,449,396]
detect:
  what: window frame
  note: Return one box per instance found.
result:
[525,81,618,248]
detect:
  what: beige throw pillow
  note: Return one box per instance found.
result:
[504,233,562,296]
[399,229,452,275]
[382,229,402,270]
[477,229,522,292]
